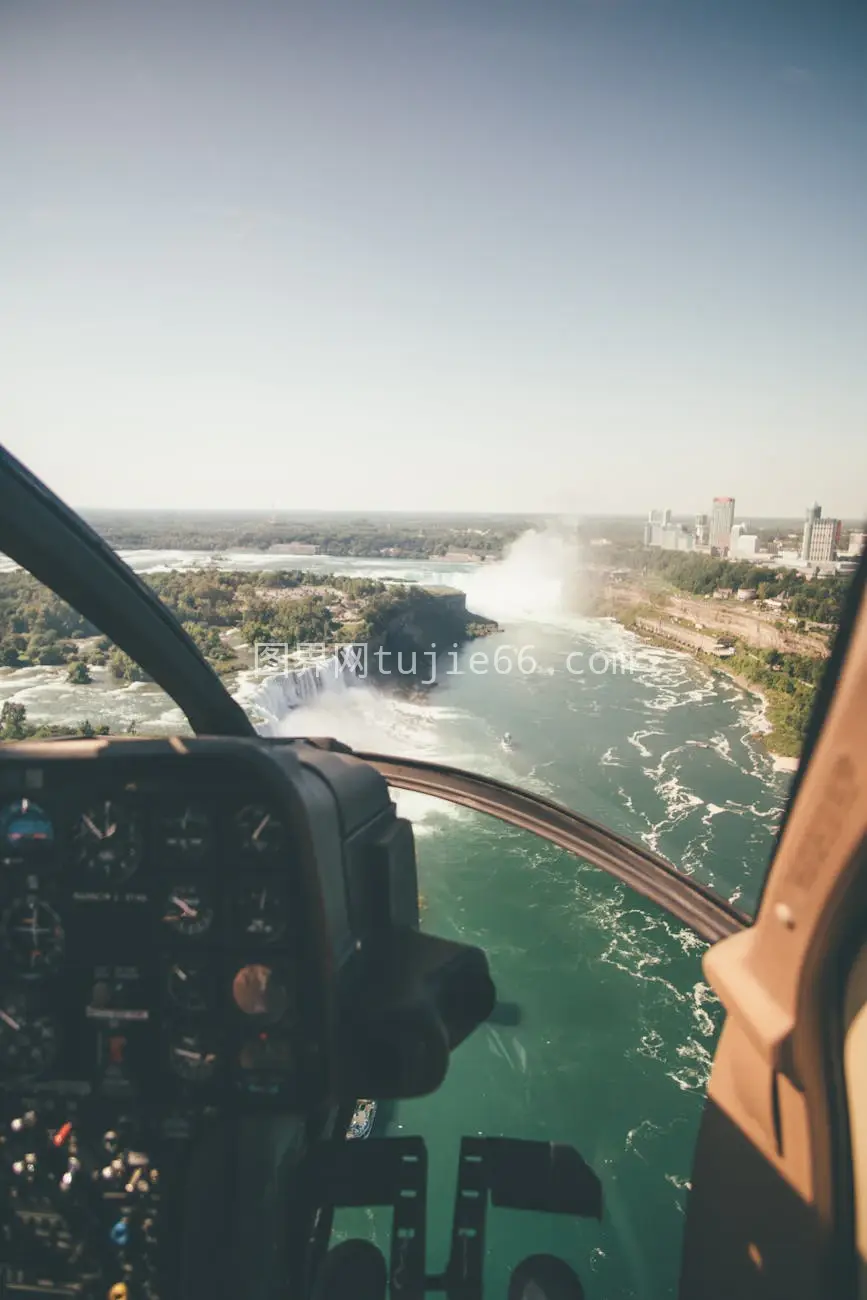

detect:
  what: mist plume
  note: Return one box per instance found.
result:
[463,525,588,623]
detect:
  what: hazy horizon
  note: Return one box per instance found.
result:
[77,505,862,528]
[3,0,866,516]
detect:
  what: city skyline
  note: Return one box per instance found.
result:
[643,491,864,566]
[647,495,864,527]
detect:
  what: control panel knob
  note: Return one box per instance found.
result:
[0,1108,162,1295]
[9,1110,38,1132]
[3,1112,87,1208]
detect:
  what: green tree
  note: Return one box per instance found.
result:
[108,649,148,683]
[71,720,110,738]
[0,701,29,740]
[67,660,93,685]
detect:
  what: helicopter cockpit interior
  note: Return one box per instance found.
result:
[1,443,866,1300]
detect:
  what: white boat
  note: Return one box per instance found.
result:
[501,731,514,751]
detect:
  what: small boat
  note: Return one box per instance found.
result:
[501,731,514,751]
[346,1099,377,1140]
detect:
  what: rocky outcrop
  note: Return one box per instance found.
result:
[366,586,498,685]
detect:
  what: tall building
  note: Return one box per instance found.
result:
[807,517,841,563]
[644,509,662,547]
[729,523,745,555]
[694,514,708,546]
[801,503,841,563]
[709,497,735,553]
[644,508,693,551]
[802,503,822,561]
[847,531,865,556]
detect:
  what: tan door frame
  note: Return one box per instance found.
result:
[681,557,867,1299]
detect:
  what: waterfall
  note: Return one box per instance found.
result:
[247,651,359,731]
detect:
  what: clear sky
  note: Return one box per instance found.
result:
[2,0,866,518]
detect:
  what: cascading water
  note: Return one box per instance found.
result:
[240,526,591,734]
[243,653,358,733]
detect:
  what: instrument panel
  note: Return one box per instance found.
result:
[0,747,319,1299]
[0,778,302,1106]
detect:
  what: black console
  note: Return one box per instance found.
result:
[0,737,425,1300]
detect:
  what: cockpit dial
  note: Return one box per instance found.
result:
[236,880,287,944]
[166,960,209,1012]
[0,996,58,1077]
[232,964,289,1023]
[168,1029,218,1082]
[0,798,55,866]
[162,884,214,938]
[235,804,286,862]
[1,898,65,976]
[159,804,210,860]
[74,801,143,883]
[239,1031,293,1073]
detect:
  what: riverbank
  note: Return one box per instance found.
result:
[601,611,802,772]
[704,666,798,773]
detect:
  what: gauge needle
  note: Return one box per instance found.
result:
[173,965,187,981]
[15,922,49,937]
[259,888,267,909]
[253,814,270,842]
[175,1048,215,1063]
[170,896,196,917]
[0,1010,21,1031]
[82,815,103,839]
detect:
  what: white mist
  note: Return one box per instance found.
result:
[463,527,587,622]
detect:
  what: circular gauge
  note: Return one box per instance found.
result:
[160,805,210,860]
[239,1032,293,1073]
[0,799,55,865]
[236,881,287,945]
[235,805,286,862]
[0,996,57,1077]
[162,884,214,938]
[166,960,209,1012]
[74,801,143,883]
[168,1029,218,1083]
[232,964,289,1023]
[2,898,65,975]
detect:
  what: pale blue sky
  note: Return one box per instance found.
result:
[2,0,865,517]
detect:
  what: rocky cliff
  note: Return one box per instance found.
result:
[365,585,498,684]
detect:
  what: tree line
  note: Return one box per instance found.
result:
[0,568,428,679]
[612,548,850,627]
[81,516,524,558]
